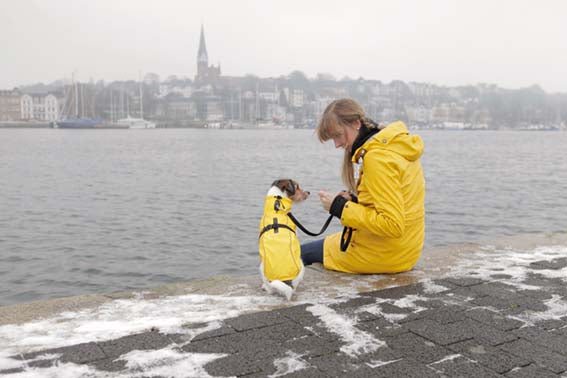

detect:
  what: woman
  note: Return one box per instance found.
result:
[301,98,425,273]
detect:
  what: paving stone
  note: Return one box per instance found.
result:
[330,296,378,311]
[272,304,321,326]
[413,299,448,309]
[469,282,525,299]
[386,332,452,364]
[445,286,489,301]
[464,308,524,331]
[244,366,327,378]
[183,321,311,355]
[428,355,503,377]
[89,357,128,372]
[499,339,567,374]
[522,272,565,289]
[306,353,364,377]
[21,342,106,365]
[372,358,442,378]
[98,331,173,359]
[505,363,561,378]
[377,302,413,315]
[356,310,382,322]
[462,319,519,346]
[405,319,475,345]
[356,317,407,339]
[514,326,567,356]
[517,289,554,300]
[538,319,567,331]
[204,352,266,377]
[190,324,237,342]
[0,368,24,375]
[400,304,468,324]
[363,283,425,299]
[429,279,459,291]
[471,294,547,315]
[490,274,514,280]
[224,310,289,331]
[282,334,341,358]
[447,339,530,373]
[529,258,567,270]
[357,346,404,363]
[440,277,486,287]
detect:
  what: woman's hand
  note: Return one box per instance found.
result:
[319,190,351,212]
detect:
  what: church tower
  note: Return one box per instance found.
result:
[195,24,220,85]
[197,24,208,77]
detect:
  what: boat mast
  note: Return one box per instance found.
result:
[74,74,79,117]
[81,83,85,118]
[139,72,143,120]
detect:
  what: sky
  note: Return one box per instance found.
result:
[1,0,566,92]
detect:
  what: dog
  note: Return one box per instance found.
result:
[258,179,310,300]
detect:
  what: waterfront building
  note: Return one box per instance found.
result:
[194,24,221,85]
[20,93,60,122]
[0,89,22,121]
[405,105,432,124]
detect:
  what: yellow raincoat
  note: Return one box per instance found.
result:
[324,121,425,273]
[259,196,302,281]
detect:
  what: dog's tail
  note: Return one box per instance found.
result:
[268,280,293,301]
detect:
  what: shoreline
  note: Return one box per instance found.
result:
[2,231,565,327]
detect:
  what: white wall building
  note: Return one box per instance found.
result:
[21,94,60,121]
[314,96,335,119]
[289,89,304,108]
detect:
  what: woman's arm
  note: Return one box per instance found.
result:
[336,150,406,238]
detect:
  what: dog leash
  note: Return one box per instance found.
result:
[288,213,352,252]
[286,212,333,237]
[266,196,352,252]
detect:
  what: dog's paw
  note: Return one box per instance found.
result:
[269,280,294,301]
[262,283,274,294]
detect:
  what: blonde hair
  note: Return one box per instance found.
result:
[316,98,379,193]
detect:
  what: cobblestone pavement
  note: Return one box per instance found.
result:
[2,250,567,377]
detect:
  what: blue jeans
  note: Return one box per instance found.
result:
[300,239,324,265]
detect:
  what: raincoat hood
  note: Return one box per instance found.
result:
[352,121,424,163]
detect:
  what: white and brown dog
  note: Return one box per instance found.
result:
[258,179,309,300]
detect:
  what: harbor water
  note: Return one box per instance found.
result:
[1,128,566,306]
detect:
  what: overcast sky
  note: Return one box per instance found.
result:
[1,0,566,92]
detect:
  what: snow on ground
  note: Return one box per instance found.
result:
[268,351,309,378]
[307,304,385,357]
[1,244,567,376]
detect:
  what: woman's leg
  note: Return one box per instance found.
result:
[300,239,324,265]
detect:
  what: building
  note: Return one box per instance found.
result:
[194,25,221,85]
[0,89,22,121]
[21,93,60,121]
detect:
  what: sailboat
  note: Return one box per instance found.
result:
[56,75,102,129]
[116,76,156,129]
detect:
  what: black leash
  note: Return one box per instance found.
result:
[287,212,333,237]
[260,196,353,252]
[288,212,352,252]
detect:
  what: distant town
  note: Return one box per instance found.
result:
[1,25,566,131]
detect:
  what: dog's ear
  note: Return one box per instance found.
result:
[284,180,296,197]
[271,179,284,191]
[272,179,296,196]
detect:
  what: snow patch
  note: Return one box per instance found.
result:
[118,347,228,378]
[307,304,385,357]
[366,358,401,368]
[268,351,309,377]
[0,293,282,356]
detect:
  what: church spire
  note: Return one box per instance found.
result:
[197,24,208,65]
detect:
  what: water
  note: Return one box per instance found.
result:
[1,129,566,306]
